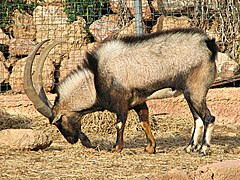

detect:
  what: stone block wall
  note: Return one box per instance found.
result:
[0,0,239,93]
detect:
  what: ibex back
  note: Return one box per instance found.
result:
[24,28,218,155]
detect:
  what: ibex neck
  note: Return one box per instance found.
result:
[57,69,97,111]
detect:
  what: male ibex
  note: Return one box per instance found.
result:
[24,28,218,155]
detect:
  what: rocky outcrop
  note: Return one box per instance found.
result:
[0,129,52,150]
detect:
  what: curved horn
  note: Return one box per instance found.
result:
[32,41,63,108]
[24,40,62,120]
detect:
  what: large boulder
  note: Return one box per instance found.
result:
[89,15,148,42]
[89,14,120,42]
[152,15,192,32]
[137,169,191,180]
[118,18,148,36]
[0,129,52,150]
[137,160,240,179]
[158,0,222,13]
[216,52,240,80]
[191,160,240,180]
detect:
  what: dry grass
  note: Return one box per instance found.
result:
[0,89,240,179]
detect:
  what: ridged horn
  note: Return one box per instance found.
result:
[32,41,63,108]
[24,39,62,121]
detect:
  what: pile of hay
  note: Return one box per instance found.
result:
[81,110,160,135]
[0,109,32,130]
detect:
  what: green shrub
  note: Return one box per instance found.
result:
[64,0,109,31]
[0,0,40,30]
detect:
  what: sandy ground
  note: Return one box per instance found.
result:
[0,87,239,179]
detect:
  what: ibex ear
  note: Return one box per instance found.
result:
[52,114,62,124]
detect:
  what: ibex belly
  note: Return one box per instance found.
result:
[130,88,182,106]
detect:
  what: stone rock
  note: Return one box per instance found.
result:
[0,29,10,44]
[161,0,195,12]
[152,15,192,32]
[216,52,240,80]
[9,56,54,93]
[191,160,240,180]
[127,0,152,20]
[119,18,147,36]
[109,0,152,20]
[8,39,37,57]
[33,5,87,43]
[137,169,191,180]
[161,0,225,13]
[0,129,52,150]
[89,15,148,42]
[151,0,164,13]
[12,9,36,40]
[89,14,120,42]
[0,51,6,63]
[164,169,190,180]
[109,0,117,13]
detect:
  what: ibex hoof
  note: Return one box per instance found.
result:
[185,144,211,156]
[184,145,194,154]
[198,145,211,156]
[112,145,123,153]
[145,144,156,154]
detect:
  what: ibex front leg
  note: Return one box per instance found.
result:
[112,112,128,153]
[134,103,156,154]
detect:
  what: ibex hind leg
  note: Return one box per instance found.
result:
[184,105,204,153]
[134,103,156,154]
[184,91,215,156]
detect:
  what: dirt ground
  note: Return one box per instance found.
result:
[0,87,239,179]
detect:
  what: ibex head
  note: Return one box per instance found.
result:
[24,40,93,146]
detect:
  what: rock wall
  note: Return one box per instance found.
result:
[0,1,239,93]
